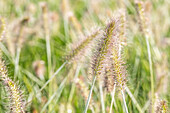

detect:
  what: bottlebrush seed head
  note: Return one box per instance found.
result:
[117,10,126,45]
[66,29,100,62]
[135,1,149,35]
[90,17,120,80]
[90,12,127,92]
[103,63,116,92]
[103,11,127,91]
[0,58,26,113]
[4,78,26,113]
[111,11,127,90]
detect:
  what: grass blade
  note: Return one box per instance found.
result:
[99,81,105,113]
[121,90,129,113]
[40,62,67,92]
[110,84,117,113]
[125,86,143,113]
[40,76,67,113]
[68,64,81,102]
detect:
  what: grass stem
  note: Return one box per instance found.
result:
[84,75,97,113]
[121,90,129,113]
[42,4,53,112]
[26,62,66,105]
[145,35,154,113]
[68,64,81,102]
[109,84,116,113]
[14,47,21,80]
[40,62,67,92]
[41,76,67,113]
[99,82,105,113]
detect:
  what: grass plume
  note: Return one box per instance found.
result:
[66,30,100,62]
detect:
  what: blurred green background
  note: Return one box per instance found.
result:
[0,0,169,112]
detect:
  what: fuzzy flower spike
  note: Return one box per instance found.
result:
[111,12,127,90]
[84,16,119,113]
[66,29,100,62]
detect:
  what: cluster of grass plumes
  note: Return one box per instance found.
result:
[0,17,25,113]
[0,0,169,113]
[83,11,130,113]
[102,12,126,93]
[90,12,127,90]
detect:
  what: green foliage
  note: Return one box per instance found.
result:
[0,0,169,113]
